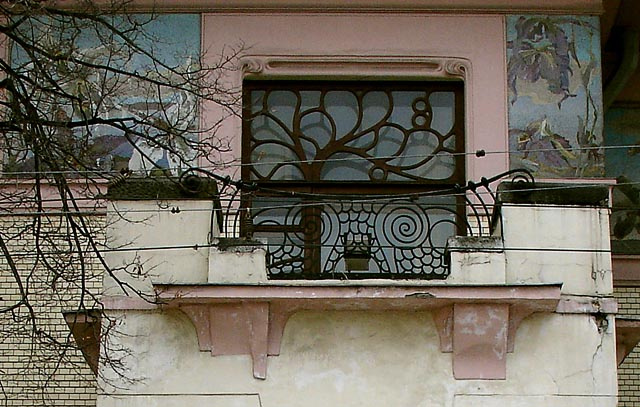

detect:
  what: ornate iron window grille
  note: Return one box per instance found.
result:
[241,80,467,279]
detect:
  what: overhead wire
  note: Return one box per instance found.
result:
[0,168,633,198]
[0,210,625,257]
[0,178,624,255]
[0,240,620,259]
[0,170,628,195]
[0,147,635,260]
[0,202,627,218]
[0,179,634,217]
[0,142,639,176]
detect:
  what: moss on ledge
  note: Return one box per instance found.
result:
[105,176,219,200]
[497,182,609,207]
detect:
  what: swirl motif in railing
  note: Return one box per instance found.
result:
[209,169,534,280]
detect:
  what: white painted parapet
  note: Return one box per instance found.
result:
[208,239,268,284]
[447,205,613,295]
[103,178,221,296]
[501,205,612,295]
[445,236,506,284]
[105,200,215,292]
[495,182,613,296]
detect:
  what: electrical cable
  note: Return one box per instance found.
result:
[1,142,639,176]
[0,240,620,258]
[0,169,630,199]
[0,180,632,217]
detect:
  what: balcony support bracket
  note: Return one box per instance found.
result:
[180,302,295,380]
[433,303,541,379]
[158,284,562,380]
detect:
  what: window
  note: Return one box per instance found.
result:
[242,80,465,279]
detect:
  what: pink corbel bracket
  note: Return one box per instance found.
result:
[433,303,545,379]
[433,306,454,353]
[179,302,292,380]
[181,305,212,352]
[452,303,509,380]
[507,305,537,353]
[267,303,298,356]
[180,301,290,379]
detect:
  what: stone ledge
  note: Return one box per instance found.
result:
[106,176,219,200]
[446,236,504,252]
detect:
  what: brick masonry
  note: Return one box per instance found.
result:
[615,287,640,407]
[0,216,101,406]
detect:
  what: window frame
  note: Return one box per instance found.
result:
[242,79,465,193]
[241,79,466,279]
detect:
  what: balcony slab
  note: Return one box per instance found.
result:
[142,284,562,380]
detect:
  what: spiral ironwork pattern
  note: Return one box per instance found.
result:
[249,196,462,279]
[225,169,535,280]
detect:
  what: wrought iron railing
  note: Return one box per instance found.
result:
[211,169,535,280]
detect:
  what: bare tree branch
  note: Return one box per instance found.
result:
[0,2,241,405]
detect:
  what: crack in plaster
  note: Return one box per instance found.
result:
[589,315,608,391]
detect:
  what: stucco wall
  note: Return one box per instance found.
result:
[97,309,615,407]
[201,13,509,183]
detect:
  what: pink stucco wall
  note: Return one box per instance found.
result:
[202,13,509,182]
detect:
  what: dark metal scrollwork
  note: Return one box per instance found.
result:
[242,81,465,185]
[219,169,534,280]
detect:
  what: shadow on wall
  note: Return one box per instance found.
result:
[605,107,640,242]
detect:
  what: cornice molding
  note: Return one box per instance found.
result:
[59,0,603,15]
[240,55,472,80]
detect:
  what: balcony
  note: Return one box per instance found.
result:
[102,171,618,384]
[103,169,617,288]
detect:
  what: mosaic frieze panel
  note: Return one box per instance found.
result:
[6,14,201,175]
[507,15,603,178]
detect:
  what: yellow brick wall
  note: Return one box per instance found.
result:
[615,286,640,407]
[0,216,101,406]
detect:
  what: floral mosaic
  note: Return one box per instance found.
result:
[507,15,604,178]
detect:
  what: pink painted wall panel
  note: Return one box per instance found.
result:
[202,13,509,182]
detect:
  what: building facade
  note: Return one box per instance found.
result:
[4,0,640,406]
[100,1,626,406]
